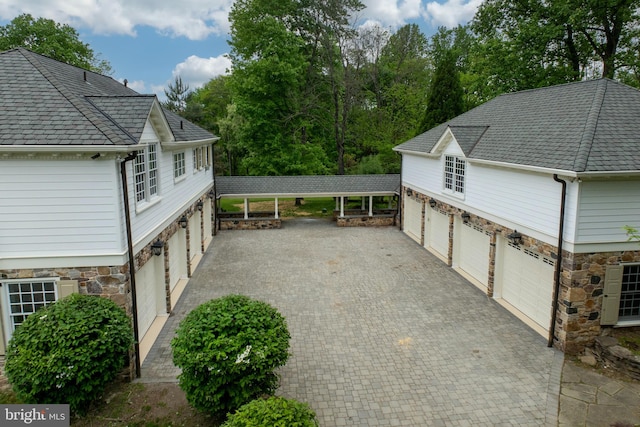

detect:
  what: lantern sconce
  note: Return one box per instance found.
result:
[461,211,471,223]
[196,200,204,211]
[151,239,164,256]
[507,230,523,246]
[208,188,215,199]
[429,198,437,208]
[179,215,188,229]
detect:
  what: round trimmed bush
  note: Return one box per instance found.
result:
[5,293,133,414]
[222,396,318,427]
[171,295,290,417]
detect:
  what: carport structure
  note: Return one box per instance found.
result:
[214,174,401,228]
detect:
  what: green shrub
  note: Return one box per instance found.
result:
[4,293,133,414]
[223,396,318,427]
[171,295,290,417]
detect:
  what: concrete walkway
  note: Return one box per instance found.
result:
[558,358,640,426]
[142,218,563,426]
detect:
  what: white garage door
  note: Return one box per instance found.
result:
[458,222,490,288]
[403,196,422,243]
[168,230,187,292]
[500,242,555,330]
[428,209,449,259]
[203,200,213,245]
[135,256,166,338]
[189,213,201,261]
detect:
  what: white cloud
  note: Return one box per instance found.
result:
[424,0,482,28]
[0,0,234,40]
[123,79,147,94]
[172,54,232,89]
[360,0,422,27]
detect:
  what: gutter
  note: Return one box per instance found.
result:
[119,151,142,377]
[548,174,567,348]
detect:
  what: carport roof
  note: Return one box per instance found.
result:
[215,174,401,198]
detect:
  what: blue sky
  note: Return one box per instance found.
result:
[0,0,481,99]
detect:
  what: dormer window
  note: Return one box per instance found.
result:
[444,155,465,195]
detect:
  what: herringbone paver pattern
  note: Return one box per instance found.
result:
[141,218,562,426]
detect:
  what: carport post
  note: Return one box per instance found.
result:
[340,196,345,217]
[244,198,249,219]
[369,195,373,216]
[275,197,279,219]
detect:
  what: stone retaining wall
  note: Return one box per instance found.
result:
[337,214,396,227]
[219,218,282,230]
[594,336,640,381]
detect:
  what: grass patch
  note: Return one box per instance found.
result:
[619,336,640,356]
[0,389,21,404]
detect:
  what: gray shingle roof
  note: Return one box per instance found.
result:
[394,79,640,173]
[0,48,215,147]
[216,175,401,197]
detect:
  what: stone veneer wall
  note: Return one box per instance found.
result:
[555,250,640,354]
[337,215,396,227]
[219,218,282,230]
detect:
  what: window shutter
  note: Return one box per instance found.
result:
[56,280,78,299]
[600,265,623,325]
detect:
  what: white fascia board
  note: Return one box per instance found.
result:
[393,148,439,159]
[0,145,135,154]
[0,253,128,270]
[149,100,176,143]
[466,157,577,177]
[430,127,454,155]
[162,137,220,150]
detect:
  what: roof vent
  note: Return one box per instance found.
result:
[123,79,128,87]
[83,71,87,81]
[180,120,183,130]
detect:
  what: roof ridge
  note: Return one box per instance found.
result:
[19,49,131,146]
[573,79,607,172]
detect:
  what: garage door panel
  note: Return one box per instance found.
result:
[403,196,422,243]
[136,257,164,338]
[168,231,187,292]
[458,223,490,286]
[501,243,555,329]
[429,209,449,258]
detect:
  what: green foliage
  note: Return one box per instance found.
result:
[624,226,640,242]
[0,14,112,74]
[4,294,133,414]
[171,295,291,417]
[418,51,464,133]
[222,396,318,427]
[163,76,190,114]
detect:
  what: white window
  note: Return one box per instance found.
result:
[205,145,212,170]
[2,278,58,331]
[173,152,186,179]
[193,147,204,173]
[134,144,160,203]
[444,155,465,195]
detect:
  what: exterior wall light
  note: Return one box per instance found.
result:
[179,215,188,229]
[151,239,164,256]
[461,211,471,223]
[196,200,204,211]
[208,189,215,198]
[507,230,523,245]
[429,198,437,208]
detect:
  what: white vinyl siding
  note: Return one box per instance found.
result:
[0,159,124,258]
[575,180,640,244]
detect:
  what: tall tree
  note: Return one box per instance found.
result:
[163,76,190,114]
[0,14,112,74]
[418,51,464,134]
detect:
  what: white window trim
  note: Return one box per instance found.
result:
[173,151,186,182]
[134,144,161,209]
[1,277,59,341]
[443,155,466,199]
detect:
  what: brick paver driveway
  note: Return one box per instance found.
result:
[142,218,562,426]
